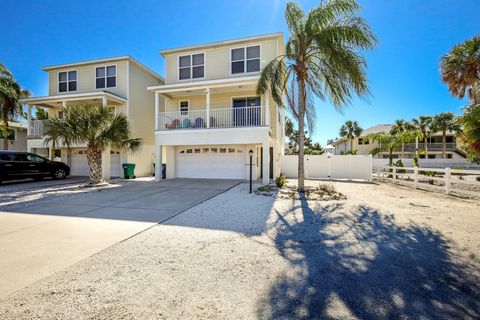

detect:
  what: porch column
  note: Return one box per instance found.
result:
[265,92,270,126]
[205,87,210,128]
[102,146,111,180]
[27,104,32,135]
[102,96,107,107]
[155,92,159,131]
[154,142,162,182]
[262,140,270,185]
[62,100,66,108]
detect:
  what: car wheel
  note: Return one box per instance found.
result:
[53,168,67,180]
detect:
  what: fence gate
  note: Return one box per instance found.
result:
[281,155,372,181]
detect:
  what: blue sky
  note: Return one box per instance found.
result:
[1,0,478,144]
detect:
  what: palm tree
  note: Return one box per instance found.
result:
[411,116,433,158]
[432,112,460,158]
[440,36,480,105]
[368,131,414,166]
[390,119,414,158]
[44,104,141,184]
[0,63,30,149]
[457,104,480,159]
[257,0,376,190]
[339,120,363,153]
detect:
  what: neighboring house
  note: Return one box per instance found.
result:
[21,56,164,178]
[148,33,286,184]
[333,124,466,159]
[1,121,28,151]
[323,144,335,155]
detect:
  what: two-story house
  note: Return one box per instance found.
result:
[148,33,286,184]
[22,56,164,178]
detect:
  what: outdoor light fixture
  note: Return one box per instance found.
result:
[249,149,254,193]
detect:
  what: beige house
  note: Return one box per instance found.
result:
[22,56,164,178]
[334,124,466,159]
[148,33,286,183]
[2,121,28,152]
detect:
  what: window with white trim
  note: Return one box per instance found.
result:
[96,65,116,89]
[179,53,204,80]
[179,100,189,115]
[58,70,77,92]
[231,45,260,74]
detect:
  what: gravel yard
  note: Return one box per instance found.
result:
[1,180,479,319]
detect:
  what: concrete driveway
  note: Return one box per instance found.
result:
[0,178,240,298]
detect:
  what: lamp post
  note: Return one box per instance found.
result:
[249,149,253,193]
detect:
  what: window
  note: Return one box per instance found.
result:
[26,154,46,162]
[58,111,64,119]
[179,100,189,115]
[179,53,204,80]
[231,45,260,74]
[58,70,77,92]
[358,138,369,145]
[428,154,436,159]
[232,97,261,108]
[96,65,116,89]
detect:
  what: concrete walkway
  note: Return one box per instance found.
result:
[0,178,240,298]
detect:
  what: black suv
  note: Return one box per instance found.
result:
[0,151,70,184]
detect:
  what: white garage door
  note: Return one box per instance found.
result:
[175,146,245,179]
[70,153,89,176]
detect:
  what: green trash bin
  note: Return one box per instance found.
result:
[122,163,136,179]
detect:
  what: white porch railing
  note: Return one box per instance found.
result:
[157,106,265,131]
[374,166,480,198]
[29,120,48,136]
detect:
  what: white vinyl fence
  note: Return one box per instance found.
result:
[282,155,372,181]
[374,166,480,198]
[372,158,480,170]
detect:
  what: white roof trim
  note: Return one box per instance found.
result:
[21,91,127,105]
[147,76,260,93]
[42,56,164,82]
[160,32,283,56]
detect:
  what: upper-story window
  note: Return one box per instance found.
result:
[179,53,205,80]
[231,45,260,74]
[58,70,77,93]
[96,65,116,89]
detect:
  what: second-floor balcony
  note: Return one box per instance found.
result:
[158,106,266,131]
[396,142,458,152]
[28,120,48,137]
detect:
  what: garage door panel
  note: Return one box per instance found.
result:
[175,146,245,179]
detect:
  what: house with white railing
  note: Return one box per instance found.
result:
[148,33,286,183]
[334,124,466,160]
[21,56,164,178]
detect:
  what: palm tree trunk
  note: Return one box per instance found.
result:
[350,138,353,152]
[86,144,103,184]
[424,137,428,158]
[401,143,404,159]
[297,79,306,191]
[442,130,446,159]
[2,120,9,150]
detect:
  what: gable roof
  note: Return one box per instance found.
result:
[159,32,283,56]
[360,124,393,137]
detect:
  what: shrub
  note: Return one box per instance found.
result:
[423,170,436,185]
[257,185,272,192]
[318,183,336,195]
[275,175,287,188]
[394,159,406,174]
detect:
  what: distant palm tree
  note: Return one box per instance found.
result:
[339,120,363,152]
[440,36,480,105]
[0,63,30,149]
[390,119,414,158]
[432,112,460,158]
[368,131,414,166]
[257,0,376,190]
[44,104,141,184]
[412,116,433,158]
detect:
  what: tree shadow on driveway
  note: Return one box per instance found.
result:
[257,195,480,319]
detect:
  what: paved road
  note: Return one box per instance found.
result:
[0,178,240,298]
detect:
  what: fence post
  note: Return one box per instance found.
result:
[392,166,397,183]
[413,166,418,189]
[376,168,380,179]
[445,167,451,195]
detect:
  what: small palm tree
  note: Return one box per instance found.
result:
[440,36,480,105]
[457,104,480,158]
[391,119,414,158]
[339,120,363,153]
[411,115,433,157]
[368,131,414,166]
[432,112,460,158]
[44,104,141,184]
[0,63,30,149]
[257,0,376,190]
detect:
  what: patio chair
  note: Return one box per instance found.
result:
[182,118,191,128]
[194,117,204,128]
[167,119,180,129]
[209,116,216,128]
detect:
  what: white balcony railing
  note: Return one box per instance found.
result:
[158,106,266,131]
[28,120,48,136]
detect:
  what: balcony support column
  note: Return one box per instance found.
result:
[27,104,32,135]
[205,87,210,128]
[265,92,270,126]
[155,92,159,131]
[102,96,107,107]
